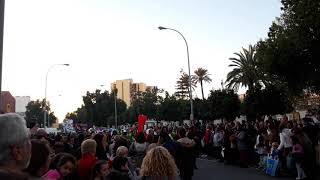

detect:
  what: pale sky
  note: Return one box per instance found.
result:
[3,0,282,122]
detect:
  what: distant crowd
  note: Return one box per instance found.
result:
[0,113,319,180]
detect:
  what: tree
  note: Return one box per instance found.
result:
[175,69,196,99]
[256,0,320,95]
[158,92,189,121]
[207,89,241,122]
[226,45,265,92]
[25,99,57,127]
[242,85,293,120]
[69,89,127,127]
[193,67,212,99]
[130,88,163,121]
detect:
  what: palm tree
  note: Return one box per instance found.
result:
[175,69,197,99]
[226,45,263,92]
[193,67,212,99]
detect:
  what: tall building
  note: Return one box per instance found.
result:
[1,91,15,113]
[111,79,156,106]
[111,79,133,106]
[15,96,30,117]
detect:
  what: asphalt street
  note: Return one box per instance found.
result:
[193,158,293,180]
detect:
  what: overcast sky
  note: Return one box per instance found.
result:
[3,0,282,121]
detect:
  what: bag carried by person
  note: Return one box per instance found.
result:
[266,156,279,176]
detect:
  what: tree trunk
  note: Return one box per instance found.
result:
[200,80,204,99]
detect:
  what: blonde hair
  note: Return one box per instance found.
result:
[116,146,128,157]
[81,139,97,155]
[140,146,178,178]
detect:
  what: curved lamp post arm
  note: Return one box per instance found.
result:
[158,26,194,121]
[44,63,69,128]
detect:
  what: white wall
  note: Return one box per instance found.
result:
[14,96,30,113]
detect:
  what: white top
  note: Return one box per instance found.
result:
[278,128,293,150]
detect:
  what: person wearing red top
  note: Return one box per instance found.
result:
[78,139,98,180]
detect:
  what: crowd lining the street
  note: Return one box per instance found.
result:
[0,112,319,180]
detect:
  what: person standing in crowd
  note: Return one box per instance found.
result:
[236,124,249,168]
[43,153,76,180]
[254,129,268,169]
[78,139,98,180]
[106,156,131,180]
[213,127,224,162]
[129,132,147,169]
[93,133,108,160]
[278,121,293,171]
[291,136,307,180]
[177,128,195,180]
[25,140,51,180]
[203,124,213,156]
[140,146,179,180]
[91,160,110,180]
[0,113,31,180]
[117,146,138,180]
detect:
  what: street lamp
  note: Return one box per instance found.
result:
[101,85,117,129]
[158,26,194,121]
[44,63,69,128]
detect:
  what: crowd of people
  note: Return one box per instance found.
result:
[0,113,319,180]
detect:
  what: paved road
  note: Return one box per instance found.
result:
[193,158,293,180]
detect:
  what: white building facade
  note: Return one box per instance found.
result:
[14,96,30,116]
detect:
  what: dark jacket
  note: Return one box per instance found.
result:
[106,170,131,180]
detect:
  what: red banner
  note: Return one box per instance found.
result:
[137,114,147,133]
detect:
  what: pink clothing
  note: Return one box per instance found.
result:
[42,169,62,180]
[293,144,304,154]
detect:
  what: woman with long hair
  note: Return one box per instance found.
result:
[140,146,179,180]
[93,133,108,160]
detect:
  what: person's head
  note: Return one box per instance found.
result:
[287,121,293,129]
[116,146,128,157]
[55,134,62,142]
[271,142,279,150]
[25,140,51,177]
[0,113,31,170]
[178,128,186,138]
[112,156,128,172]
[146,143,157,152]
[55,153,76,177]
[140,146,178,177]
[36,129,48,140]
[81,139,97,155]
[93,133,104,145]
[91,160,109,179]
[135,132,145,144]
[29,122,37,129]
[113,137,129,156]
[146,134,154,144]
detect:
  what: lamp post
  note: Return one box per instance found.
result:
[44,63,69,128]
[0,0,5,113]
[158,26,194,121]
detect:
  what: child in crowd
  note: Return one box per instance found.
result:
[43,153,76,180]
[291,136,307,180]
[270,142,279,159]
[91,160,110,180]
